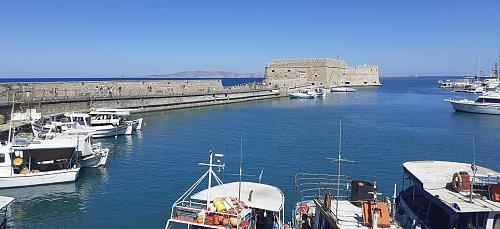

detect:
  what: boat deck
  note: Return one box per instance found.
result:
[403,161,500,213]
[326,200,400,229]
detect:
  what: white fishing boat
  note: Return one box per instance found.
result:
[51,129,109,168]
[289,89,316,99]
[330,87,356,92]
[446,91,500,115]
[32,112,130,138]
[314,88,326,97]
[0,134,81,189]
[397,161,500,228]
[165,151,286,229]
[91,108,143,132]
[0,196,14,229]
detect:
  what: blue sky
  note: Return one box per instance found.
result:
[1,0,499,77]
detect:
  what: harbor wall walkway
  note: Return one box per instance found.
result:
[0,79,282,136]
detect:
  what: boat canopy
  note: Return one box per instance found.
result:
[0,196,14,209]
[190,181,284,212]
[64,113,90,118]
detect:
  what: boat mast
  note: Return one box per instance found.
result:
[470,137,477,203]
[207,150,214,206]
[326,120,354,217]
[239,138,243,202]
[7,93,15,143]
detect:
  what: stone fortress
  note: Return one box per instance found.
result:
[263,58,380,90]
[0,57,380,124]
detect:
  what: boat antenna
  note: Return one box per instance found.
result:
[239,138,243,202]
[470,136,477,203]
[7,93,15,144]
[258,169,264,184]
[326,120,354,216]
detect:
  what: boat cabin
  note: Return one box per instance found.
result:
[398,161,500,229]
[0,134,78,177]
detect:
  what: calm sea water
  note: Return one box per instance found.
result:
[1,77,499,228]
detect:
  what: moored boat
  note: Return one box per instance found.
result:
[32,112,130,138]
[330,87,356,92]
[165,151,285,229]
[0,134,81,189]
[293,173,401,229]
[289,89,316,99]
[396,160,500,229]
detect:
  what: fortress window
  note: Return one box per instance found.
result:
[287,69,291,72]
[374,81,377,83]
[345,82,350,85]
[343,73,346,75]
[364,82,367,84]
[271,70,275,72]
[315,75,318,77]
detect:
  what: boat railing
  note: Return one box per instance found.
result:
[294,173,352,204]
[171,200,242,225]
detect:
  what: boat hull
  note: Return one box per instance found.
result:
[449,100,500,115]
[79,150,108,168]
[0,167,80,188]
[76,124,128,137]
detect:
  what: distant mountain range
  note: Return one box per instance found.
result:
[147,71,263,78]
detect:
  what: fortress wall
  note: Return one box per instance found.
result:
[0,80,225,104]
[264,58,380,90]
[0,79,276,120]
[343,65,381,86]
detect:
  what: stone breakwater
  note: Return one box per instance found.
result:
[0,79,280,120]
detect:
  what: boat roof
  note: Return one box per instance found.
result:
[13,135,78,149]
[0,196,14,209]
[479,91,500,99]
[190,181,284,212]
[404,161,500,213]
[64,112,89,118]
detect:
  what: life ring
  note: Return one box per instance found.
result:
[89,108,96,112]
[323,192,331,211]
[452,172,463,192]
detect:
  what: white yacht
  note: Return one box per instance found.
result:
[165,151,285,229]
[0,196,14,229]
[331,87,356,92]
[0,135,81,189]
[446,91,500,115]
[397,161,500,228]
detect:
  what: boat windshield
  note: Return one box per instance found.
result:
[475,98,500,103]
